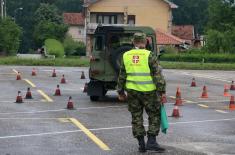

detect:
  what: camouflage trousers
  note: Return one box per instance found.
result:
[127,89,161,138]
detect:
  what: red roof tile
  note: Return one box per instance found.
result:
[63,13,84,26]
[172,25,195,41]
[156,28,185,45]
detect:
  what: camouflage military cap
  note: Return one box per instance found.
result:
[133,32,146,42]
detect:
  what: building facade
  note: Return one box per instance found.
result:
[83,0,178,55]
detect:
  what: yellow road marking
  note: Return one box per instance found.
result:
[58,118,71,123]
[37,90,53,102]
[215,110,228,114]
[12,69,18,74]
[198,104,209,108]
[23,79,36,88]
[69,118,111,151]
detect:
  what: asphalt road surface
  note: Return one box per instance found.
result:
[0,66,235,155]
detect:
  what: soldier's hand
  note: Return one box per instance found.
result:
[161,93,167,104]
[118,93,127,101]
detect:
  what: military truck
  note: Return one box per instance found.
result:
[87,25,158,101]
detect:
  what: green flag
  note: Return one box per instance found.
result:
[161,105,169,134]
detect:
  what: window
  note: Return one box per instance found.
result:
[96,14,117,24]
[128,15,135,25]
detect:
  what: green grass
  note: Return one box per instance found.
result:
[161,61,235,70]
[1,57,235,70]
[0,57,89,67]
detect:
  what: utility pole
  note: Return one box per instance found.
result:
[1,0,3,19]
[4,0,6,17]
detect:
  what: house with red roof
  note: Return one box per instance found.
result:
[63,13,86,42]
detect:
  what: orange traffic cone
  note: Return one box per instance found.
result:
[83,83,88,93]
[229,96,235,110]
[16,72,21,80]
[161,94,167,104]
[60,75,66,84]
[81,71,85,79]
[25,87,33,99]
[201,86,208,98]
[191,78,196,87]
[54,85,61,96]
[175,87,183,106]
[230,81,235,90]
[171,106,180,118]
[67,96,74,110]
[224,84,231,97]
[16,91,23,103]
[52,69,57,77]
[31,68,36,76]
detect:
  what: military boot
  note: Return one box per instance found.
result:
[146,135,165,153]
[137,136,146,153]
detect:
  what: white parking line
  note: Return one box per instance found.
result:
[1,117,235,139]
[215,110,228,114]
[177,71,231,83]
[0,130,82,139]
[0,105,127,115]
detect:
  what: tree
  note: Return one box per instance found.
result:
[0,18,22,55]
[34,3,63,24]
[172,0,209,34]
[33,20,68,46]
[204,0,235,53]
[33,3,68,47]
[207,0,235,32]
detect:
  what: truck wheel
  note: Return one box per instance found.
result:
[90,96,99,101]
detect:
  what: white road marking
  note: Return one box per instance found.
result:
[0,130,82,139]
[177,71,231,83]
[0,105,127,115]
[215,110,228,114]
[1,118,235,139]
[198,104,209,108]
[0,118,66,120]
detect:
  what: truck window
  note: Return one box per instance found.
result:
[95,36,103,51]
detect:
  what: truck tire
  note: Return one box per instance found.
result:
[111,45,133,73]
[90,96,99,101]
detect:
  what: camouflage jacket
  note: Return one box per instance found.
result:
[117,51,166,94]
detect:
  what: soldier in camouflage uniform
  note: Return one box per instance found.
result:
[117,33,166,153]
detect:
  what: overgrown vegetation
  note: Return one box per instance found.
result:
[63,35,86,56]
[0,18,22,55]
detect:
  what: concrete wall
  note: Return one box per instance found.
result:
[67,25,86,43]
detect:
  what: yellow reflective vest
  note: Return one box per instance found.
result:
[123,49,156,92]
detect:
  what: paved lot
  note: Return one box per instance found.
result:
[0,66,235,155]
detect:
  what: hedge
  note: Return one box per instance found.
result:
[160,53,235,63]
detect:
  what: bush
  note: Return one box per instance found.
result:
[44,39,64,57]
[0,18,22,55]
[63,35,86,56]
[161,45,178,54]
[160,53,235,63]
